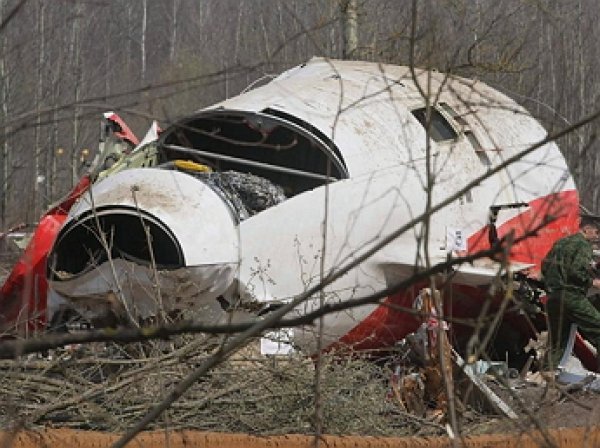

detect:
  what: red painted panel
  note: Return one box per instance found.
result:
[332,190,581,359]
[336,283,425,351]
[105,112,140,147]
[0,175,91,335]
[467,190,580,275]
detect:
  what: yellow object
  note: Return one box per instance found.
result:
[174,160,212,173]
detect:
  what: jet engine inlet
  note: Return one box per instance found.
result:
[48,208,184,280]
[46,168,240,325]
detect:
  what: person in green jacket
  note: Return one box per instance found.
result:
[542,215,600,371]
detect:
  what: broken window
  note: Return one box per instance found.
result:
[157,109,347,199]
[411,107,458,142]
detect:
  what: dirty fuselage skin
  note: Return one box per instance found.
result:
[48,58,578,354]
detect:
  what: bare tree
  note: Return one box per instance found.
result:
[1,2,600,446]
[340,0,358,59]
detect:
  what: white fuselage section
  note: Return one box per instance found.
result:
[48,59,577,353]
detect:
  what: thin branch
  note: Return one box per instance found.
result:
[0,219,547,359]
[0,0,27,36]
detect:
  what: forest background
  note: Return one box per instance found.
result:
[0,0,598,226]
[2,2,600,444]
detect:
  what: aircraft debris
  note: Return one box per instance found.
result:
[453,350,518,420]
[0,57,593,378]
[193,170,287,220]
[415,288,453,422]
[556,324,600,392]
[390,288,519,422]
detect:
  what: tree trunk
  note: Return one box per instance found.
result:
[33,1,46,219]
[70,2,82,186]
[0,2,10,226]
[169,0,179,62]
[341,0,358,59]
[141,0,147,83]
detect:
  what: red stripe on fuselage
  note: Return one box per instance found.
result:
[467,189,579,275]
[333,189,579,351]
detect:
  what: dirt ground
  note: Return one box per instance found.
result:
[3,426,600,448]
[463,386,600,436]
[1,250,600,446]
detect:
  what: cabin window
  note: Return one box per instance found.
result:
[439,102,468,127]
[465,131,491,166]
[411,107,458,142]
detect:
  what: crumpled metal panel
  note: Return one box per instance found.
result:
[198,171,286,220]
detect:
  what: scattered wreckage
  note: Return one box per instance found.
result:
[0,58,596,390]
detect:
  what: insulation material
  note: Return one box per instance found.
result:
[198,171,286,220]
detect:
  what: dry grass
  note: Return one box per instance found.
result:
[1,331,599,442]
[0,336,445,437]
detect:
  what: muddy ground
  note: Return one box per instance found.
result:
[3,426,600,448]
